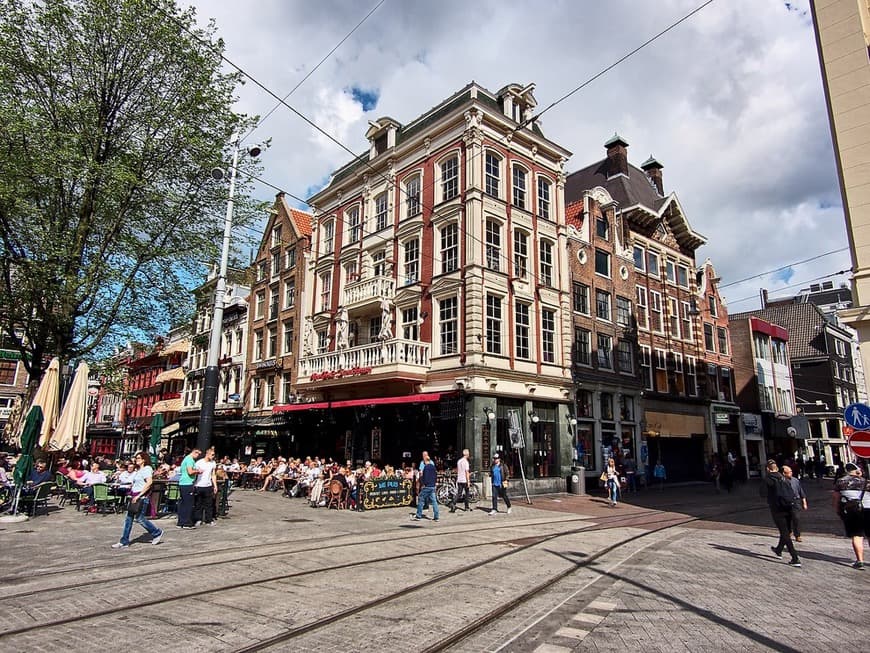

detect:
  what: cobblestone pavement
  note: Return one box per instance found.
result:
[0,479,866,652]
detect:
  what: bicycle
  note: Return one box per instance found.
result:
[436,471,481,506]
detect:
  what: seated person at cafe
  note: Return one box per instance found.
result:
[77,462,107,508]
[117,462,136,488]
[260,457,287,491]
[66,460,85,483]
[56,457,70,476]
[22,459,53,495]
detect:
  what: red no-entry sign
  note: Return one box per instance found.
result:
[848,431,870,459]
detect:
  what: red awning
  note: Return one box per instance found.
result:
[272,401,330,414]
[330,393,445,409]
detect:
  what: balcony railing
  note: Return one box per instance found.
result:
[300,338,430,380]
[342,276,395,308]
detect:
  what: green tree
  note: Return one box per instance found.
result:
[0,0,262,385]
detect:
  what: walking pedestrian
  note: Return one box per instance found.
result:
[605,457,620,507]
[112,451,163,549]
[411,451,439,522]
[176,447,201,529]
[653,460,667,490]
[193,447,218,526]
[450,448,471,513]
[781,465,807,542]
[489,453,512,515]
[763,460,802,568]
[623,453,637,492]
[832,462,870,570]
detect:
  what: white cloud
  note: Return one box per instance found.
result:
[187,0,847,312]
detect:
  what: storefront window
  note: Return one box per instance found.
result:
[600,393,614,420]
[577,390,593,417]
[620,395,634,421]
[574,423,593,469]
[532,403,556,478]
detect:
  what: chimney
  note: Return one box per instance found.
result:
[604,133,629,178]
[641,155,664,195]
[760,288,768,308]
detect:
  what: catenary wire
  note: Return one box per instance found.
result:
[239,0,386,146]
[725,270,851,306]
[718,248,849,289]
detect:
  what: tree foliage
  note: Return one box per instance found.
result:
[0,0,262,384]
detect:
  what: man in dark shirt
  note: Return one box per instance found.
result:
[764,460,801,567]
[28,460,52,485]
[412,451,439,522]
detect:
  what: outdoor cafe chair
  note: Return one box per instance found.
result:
[20,481,53,517]
[53,473,66,500]
[89,483,116,514]
[161,483,180,513]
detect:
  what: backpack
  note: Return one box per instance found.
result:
[774,476,796,510]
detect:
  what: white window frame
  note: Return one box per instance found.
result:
[537,176,551,220]
[633,245,646,272]
[542,308,556,363]
[650,290,663,334]
[485,151,501,198]
[441,222,459,274]
[374,192,388,232]
[594,249,610,278]
[515,301,531,359]
[485,219,501,271]
[636,286,648,330]
[440,155,459,202]
[347,206,361,243]
[404,238,420,285]
[439,296,458,355]
[319,271,332,312]
[513,229,529,279]
[405,175,421,218]
[322,219,335,254]
[486,294,502,355]
[512,165,527,210]
[539,239,553,287]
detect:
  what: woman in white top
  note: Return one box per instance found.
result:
[112,451,163,549]
[193,447,218,526]
[606,458,621,507]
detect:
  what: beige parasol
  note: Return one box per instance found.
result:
[31,357,60,448]
[49,360,90,451]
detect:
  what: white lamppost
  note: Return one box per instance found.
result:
[197,135,260,451]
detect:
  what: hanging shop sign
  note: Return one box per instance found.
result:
[310,367,372,382]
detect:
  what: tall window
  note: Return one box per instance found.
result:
[681,301,693,340]
[440,297,458,355]
[252,378,262,409]
[515,301,530,359]
[271,226,282,247]
[595,249,610,277]
[708,295,718,317]
[654,349,667,391]
[686,356,697,396]
[368,318,381,343]
[539,240,553,286]
[636,286,649,329]
[373,251,386,277]
[633,245,645,272]
[666,260,676,284]
[486,294,502,355]
[269,287,279,320]
[374,192,388,231]
[442,156,458,201]
[282,373,292,403]
[597,334,612,369]
[402,307,418,341]
[574,328,591,365]
[574,283,590,314]
[704,323,715,351]
[255,291,265,319]
[646,250,660,277]
[404,238,419,284]
[512,166,527,209]
[677,264,689,287]
[266,376,276,406]
[285,247,296,270]
[254,330,264,361]
[347,207,360,243]
[616,296,632,327]
[405,176,421,217]
[717,327,729,354]
[617,340,633,373]
[267,327,277,358]
[318,330,328,353]
[537,177,551,220]
[650,290,663,333]
[271,251,281,277]
[283,319,294,354]
[640,345,652,389]
[542,309,555,363]
[319,271,332,312]
[486,220,501,271]
[322,220,334,254]
[485,152,500,197]
[668,297,680,338]
[441,223,459,273]
[595,289,611,321]
[513,230,528,279]
[344,260,358,284]
[284,280,295,309]
[596,216,609,240]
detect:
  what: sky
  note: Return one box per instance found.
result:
[186,0,851,313]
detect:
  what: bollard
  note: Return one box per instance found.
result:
[483,475,492,499]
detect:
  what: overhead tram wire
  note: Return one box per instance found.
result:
[144,0,719,290]
[725,269,852,306]
[238,0,387,146]
[719,248,849,289]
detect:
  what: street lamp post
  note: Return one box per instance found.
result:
[197,135,260,452]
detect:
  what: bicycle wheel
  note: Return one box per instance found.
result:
[467,482,480,504]
[436,484,453,506]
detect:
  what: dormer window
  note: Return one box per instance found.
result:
[365,117,401,160]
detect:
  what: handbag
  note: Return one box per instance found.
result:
[841,485,866,517]
[127,498,143,516]
[599,471,608,483]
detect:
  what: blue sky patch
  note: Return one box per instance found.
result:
[348,86,379,112]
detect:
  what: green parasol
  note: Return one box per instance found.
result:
[150,412,164,456]
[13,405,43,488]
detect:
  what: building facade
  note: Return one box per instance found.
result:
[295,82,574,484]
[565,136,737,482]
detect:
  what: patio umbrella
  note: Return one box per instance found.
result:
[48,361,90,452]
[6,405,44,520]
[27,357,60,448]
[150,412,164,456]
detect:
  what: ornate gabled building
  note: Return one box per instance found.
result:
[244,194,312,454]
[294,81,574,484]
[565,136,736,482]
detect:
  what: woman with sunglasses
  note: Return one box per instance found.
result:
[112,451,164,549]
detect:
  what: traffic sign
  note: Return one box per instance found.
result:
[844,403,870,430]
[848,431,870,459]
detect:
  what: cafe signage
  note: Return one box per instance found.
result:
[359,477,414,510]
[310,366,372,382]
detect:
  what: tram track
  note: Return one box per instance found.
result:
[0,506,720,640]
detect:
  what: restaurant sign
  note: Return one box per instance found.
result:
[359,477,414,510]
[310,366,372,382]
